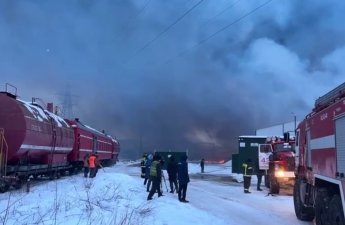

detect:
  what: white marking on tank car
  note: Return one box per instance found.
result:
[79,149,112,154]
[80,135,93,140]
[20,144,71,152]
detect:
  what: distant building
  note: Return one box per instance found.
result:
[255,121,299,137]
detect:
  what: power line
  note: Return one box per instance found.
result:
[125,0,205,65]
[112,0,152,43]
[164,0,274,64]
[135,0,152,18]
[200,0,242,28]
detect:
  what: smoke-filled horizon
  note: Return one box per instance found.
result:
[1,0,344,159]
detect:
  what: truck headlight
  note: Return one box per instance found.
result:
[275,170,285,177]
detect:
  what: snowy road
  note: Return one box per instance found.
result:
[188,177,311,225]
[122,162,314,225]
[0,162,315,225]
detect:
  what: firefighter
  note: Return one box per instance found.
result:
[242,159,253,193]
[83,154,89,178]
[88,153,97,178]
[140,154,147,178]
[144,154,153,192]
[147,154,163,200]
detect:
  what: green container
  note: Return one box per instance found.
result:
[232,136,267,174]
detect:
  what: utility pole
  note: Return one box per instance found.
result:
[291,112,297,137]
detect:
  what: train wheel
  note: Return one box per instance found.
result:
[68,168,75,176]
[14,180,22,190]
[293,178,314,221]
[329,194,345,225]
[315,188,330,225]
[269,178,280,194]
[0,184,9,193]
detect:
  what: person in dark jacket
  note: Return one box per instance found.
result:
[167,156,178,193]
[83,154,89,178]
[242,159,253,193]
[256,163,265,191]
[144,154,153,191]
[177,155,190,202]
[147,154,163,200]
[200,158,205,173]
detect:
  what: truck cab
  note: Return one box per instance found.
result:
[259,135,295,194]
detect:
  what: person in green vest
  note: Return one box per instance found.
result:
[242,159,253,193]
[147,154,163,200]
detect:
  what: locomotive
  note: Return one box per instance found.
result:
[0,84,120,193]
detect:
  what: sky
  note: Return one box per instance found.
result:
[1,0,345,158]
[0,161,313,225]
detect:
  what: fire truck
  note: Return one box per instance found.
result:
[258,134,295,194]
[294,82,345,224]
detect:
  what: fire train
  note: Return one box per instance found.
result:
[294,82,345,224]
[0,84,120,193]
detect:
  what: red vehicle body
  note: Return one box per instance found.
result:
[259,136,295,194]
[294,82,345,224]
[66,118,119,166]
[0,84,120,192]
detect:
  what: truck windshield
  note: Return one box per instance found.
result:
[274,143,295,152]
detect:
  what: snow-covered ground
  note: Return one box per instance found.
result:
[0,161,313,225]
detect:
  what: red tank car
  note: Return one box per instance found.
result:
[66,119,120,167]
[0,92,74,166]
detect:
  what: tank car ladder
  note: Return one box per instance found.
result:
[0,128,8,178]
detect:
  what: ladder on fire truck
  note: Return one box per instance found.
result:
[0,128,8,178]
[314,82,345,112]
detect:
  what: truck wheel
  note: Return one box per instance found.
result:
[293,178,314,221]
[329,194,345,225]
[269,178,280,194]
[315,188,330,225]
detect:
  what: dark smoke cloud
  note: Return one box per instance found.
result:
[1,0,344,159]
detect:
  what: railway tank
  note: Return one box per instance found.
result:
[0,91,74,166]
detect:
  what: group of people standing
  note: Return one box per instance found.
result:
[83,153,100,178]
[143,153,190,203]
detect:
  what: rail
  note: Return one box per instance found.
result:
[0,128,8,177]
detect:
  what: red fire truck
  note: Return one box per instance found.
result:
[294,82,345,224]
[259,134,295,194]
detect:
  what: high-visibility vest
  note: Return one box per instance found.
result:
[242,163,253,176]
[150,161,159,177]
[89,156,96,168]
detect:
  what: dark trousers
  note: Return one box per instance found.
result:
[257,174,263,189]
[178,183,188,201]
[84,167,89,178]
[89,168,96,178]
[201,166,204,173]
[146,178,152,192]
[243,176,251,191]
[169,178,178,193]
[148,179,162,199]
